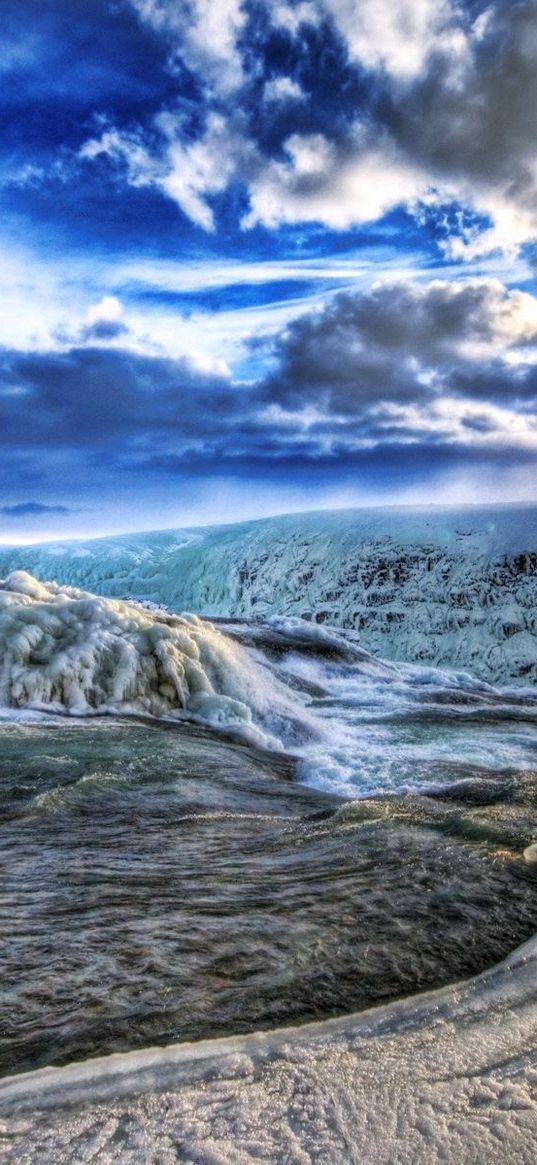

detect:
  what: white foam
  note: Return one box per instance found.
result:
[275,631,537,797]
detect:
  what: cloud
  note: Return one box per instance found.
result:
[81,296,130,341]
[322,0,458,81]
[263,278,537,406]
[1,278,537,496]
[386,0,537,257]
[0,502,71,516]
[263,76,305,103]
[81,1,537,258]
[81,112,248,232]
[256,278,537,458]
[242,127,423,230]
[127,0,247,95]
[0,345,235,452]
[271,3,320,35]
[242,2,537,255]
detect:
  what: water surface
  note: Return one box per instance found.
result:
[2,716,536,1077]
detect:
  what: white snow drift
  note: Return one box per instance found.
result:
[0,571,303,747]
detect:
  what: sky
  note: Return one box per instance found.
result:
[1,0,537,542]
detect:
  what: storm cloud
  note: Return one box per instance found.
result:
[2,279,537,496]
[262,278,537,420]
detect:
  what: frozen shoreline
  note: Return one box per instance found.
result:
[2,932,536,1163]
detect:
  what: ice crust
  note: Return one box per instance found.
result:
[2,933,536,1164]
[2,503,537,683]
[0,571,304,748]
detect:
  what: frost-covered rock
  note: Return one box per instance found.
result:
[1,503,537,683]
[0,571,302,747]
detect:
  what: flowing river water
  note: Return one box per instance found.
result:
[1,593,537,1162]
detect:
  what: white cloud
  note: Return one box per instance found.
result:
[80,127,156,185]
[264,76,305,102]
[86,296,124,327]
[160,115,242,231]
[81,113,245,231]
[128,0,247,95]
[438,191,537,263]
[376,397,537,451]
[321,0,460,82]
[271,3,320,35]
[243,127,424,229]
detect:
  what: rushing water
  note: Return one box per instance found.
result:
[2,578,537,1164]
[217,617,537,795]
[1,689,537,1077]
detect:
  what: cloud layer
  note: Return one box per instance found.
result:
[2,1,537,533]
[74,1,537,257]
[2,277,537,523]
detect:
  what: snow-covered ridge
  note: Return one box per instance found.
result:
[0,571,308,750]
[1,503,537,683]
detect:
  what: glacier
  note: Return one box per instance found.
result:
[3,569,537,799]
[1,502,537,684]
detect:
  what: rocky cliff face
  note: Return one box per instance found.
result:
[2,504,537,684]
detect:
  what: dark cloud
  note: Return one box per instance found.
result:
[0,346,233,450]
[0,502,71,516]
[261,278,537,414]
[137,439,537,487]
[0,272,536,521]
[390,2,537,189]
[2,278,536,482]
[80,320,130,342]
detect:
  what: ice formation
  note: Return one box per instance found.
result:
[2,503,537,683]
[2,567,537,797]
[0,571,304,748]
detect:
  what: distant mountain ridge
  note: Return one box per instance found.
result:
[1,503,537,684]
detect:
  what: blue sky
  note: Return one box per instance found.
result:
[1,0,537,541]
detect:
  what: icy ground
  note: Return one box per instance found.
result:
[1,932,536,1164]
[1,503,537,683]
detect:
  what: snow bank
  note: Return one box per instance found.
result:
[0,571,305,748]
[2,503,537,683]
[2,932,536,1164]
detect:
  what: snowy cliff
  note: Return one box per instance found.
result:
[1,504,537,684]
